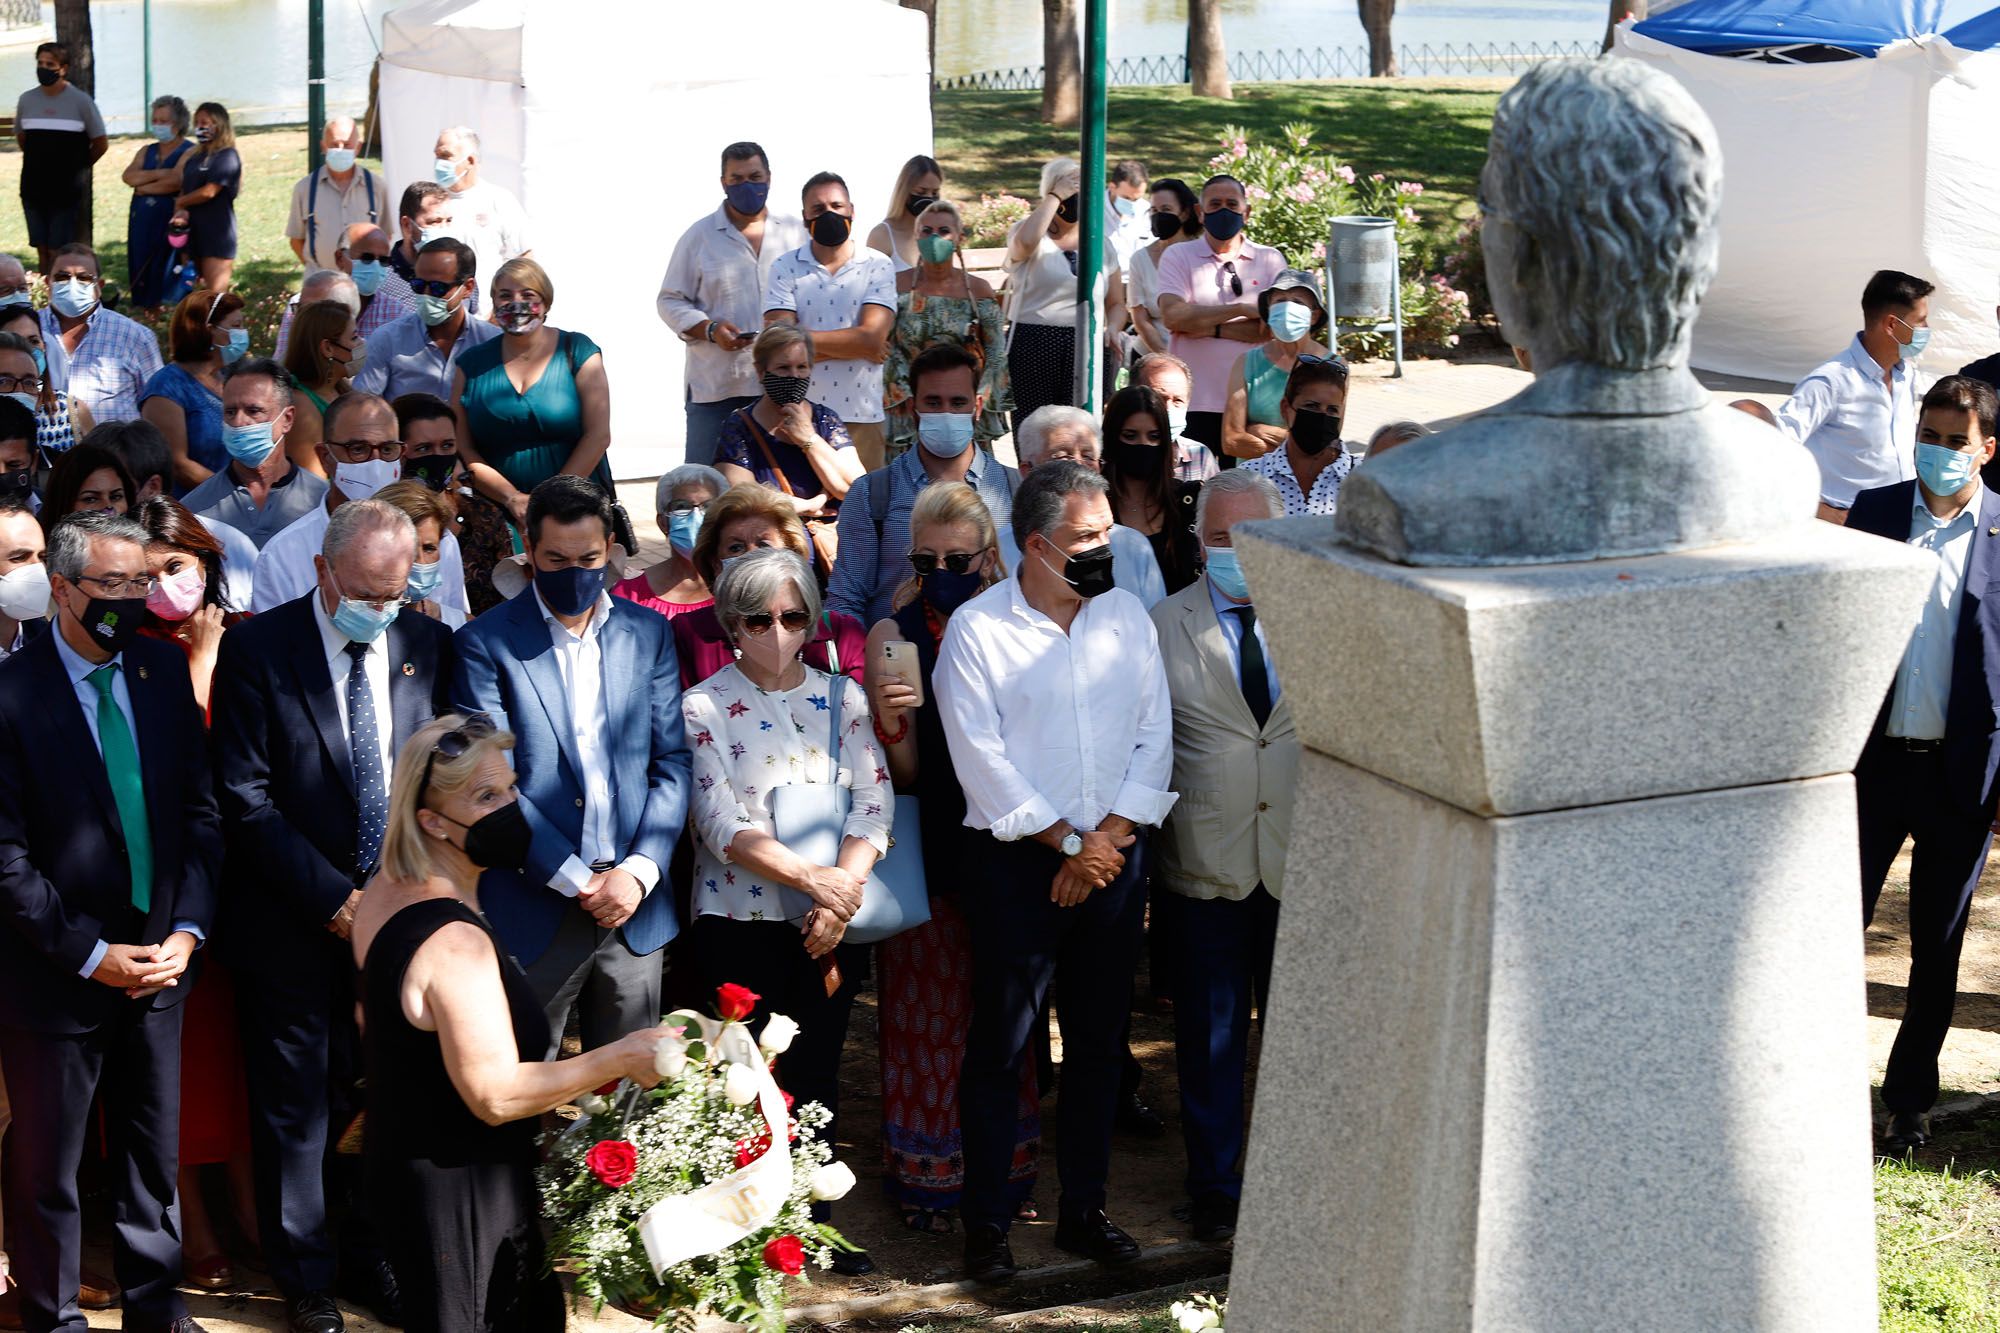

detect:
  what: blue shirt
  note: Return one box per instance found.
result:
[827,447,1019,625]
[1206,574,1281,707]
[181,460,329,550]
[352,309,499,402]
[1886,487,1978,740]
[139,363,226,480]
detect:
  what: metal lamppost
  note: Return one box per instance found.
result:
[1071,0,1109,414]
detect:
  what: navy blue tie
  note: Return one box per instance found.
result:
[346,641,387,876]
[1232,606,1273,729]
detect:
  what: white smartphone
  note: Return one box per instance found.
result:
[879,640,925,709]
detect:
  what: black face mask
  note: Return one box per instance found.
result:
[73,593,147,655]
[810,211,852,248]
[441,801,532,870]
[402,453,458,492]
[0,469,32,503]
[1150,211,1185,241]
[1291,407,1343,457]
[1108,440,1161,478]
[1056,194,1080,224]
[907,193,938,218]
[34,67,59,88]
[762,373,811,405]
[1040,540,1114,599]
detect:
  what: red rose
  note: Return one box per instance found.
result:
[762,1234,805,1275]
[716,983,761,1022]
[734,1131,772,1169]
[594,1079,621,1097]
[585,1139,638,1189]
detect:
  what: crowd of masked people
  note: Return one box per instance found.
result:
[0,110,1464,1333]
[4,86,1996,1333]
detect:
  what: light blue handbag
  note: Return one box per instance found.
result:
[768,668,930,944]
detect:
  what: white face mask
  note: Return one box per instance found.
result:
[333,458,401,502]
[0,561,50,620]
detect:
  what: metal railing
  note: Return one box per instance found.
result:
[0,0,40,30]
[937,40,1597,91]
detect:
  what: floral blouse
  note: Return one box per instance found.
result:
[683,664,892,924]
[883,289,1012,450]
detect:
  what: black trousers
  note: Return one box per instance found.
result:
[959,831,1147,1232]
[0,999,186,1333]
[1857,739,1996,1113]
[1160,886,1279,1202]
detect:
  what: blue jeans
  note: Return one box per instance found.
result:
[683,393,757,468]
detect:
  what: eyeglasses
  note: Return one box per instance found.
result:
[327,438,404,463]
[664,499,705,515]
[910,551,980,576]
[740,608,813,635]
[0,374,41,394]
[75,572,156,596]
[1220,261,1242,297]
[419,712,496,798]
[407,278,462,298]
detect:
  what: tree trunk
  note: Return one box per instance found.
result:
[1041,0,1080,128]
[900,0,937,113]
[1359,0,1397,77]
[1189,0,1231,99]
[53,0,94,248]
[1604,0,1649,51]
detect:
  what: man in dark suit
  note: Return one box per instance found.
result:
[0,510,222,1333]
[1849,374,2000,1153]
[453,475,690,1054]
[209,498,452,1333]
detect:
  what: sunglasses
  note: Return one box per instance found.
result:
[351,251,389,264]
[910,551,980,576]
[1297,352,1351,381]
[420,713,496,798]
[408,278,462,298]
[1220,260,1242,297]
[740,609,813,635]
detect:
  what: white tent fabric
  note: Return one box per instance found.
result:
[1614,24,2000,385]
[377,0,933,478]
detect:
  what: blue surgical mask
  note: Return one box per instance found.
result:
[415,293,458,327]
[917,412,975,460]
[416,224,455,250]
[666,507,704,555]
[0,290,31,311]
[149,122,174,142]
[1167,404,1188,439]
[432,157,463,189]
[324,147,357,173]
[534,564,607,617]
[1267,300,1316,343]
[724,180,770,215]
[404,557,444,600]
[1112,193,1137,217]
[331,594,398,643]
[30,347,44,376]
[221,420,277,467]
[1916,441,1978,496]
[351,258,386,297]
[1205,546,1250,601]
[219,327,249,364]
[49,277,96,320]
[1899,324,1932,361]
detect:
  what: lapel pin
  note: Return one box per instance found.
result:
[1988,527,1997,537]
[137,665,148,680]
[402,662,415,676]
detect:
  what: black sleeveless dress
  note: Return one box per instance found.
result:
[361,898,565,1333]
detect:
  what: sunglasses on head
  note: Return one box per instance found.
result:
[419,713,496,798]
[1296,352,1351,381]
[910,551,980,576]
[741,609,813,635]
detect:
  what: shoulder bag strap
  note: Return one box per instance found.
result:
[739,408,795,497]
[869,466,891,542]
[820,612,840,678]
[825,669,842,784]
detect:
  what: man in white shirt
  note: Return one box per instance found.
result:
[659,141,809,466]
[431,125,530,310]
[1002,405,1167,608]
[764,171,896,470]
[1777,269,1933,522]
[285,117,383,272]
[1106,158,1152,278]
[936,460,1176,1284]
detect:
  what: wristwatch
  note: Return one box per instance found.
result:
[1060,831,1084,858]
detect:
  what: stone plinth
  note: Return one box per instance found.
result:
[1227,519,1934,1333]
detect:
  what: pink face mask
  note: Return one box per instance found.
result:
[145,563,205,621]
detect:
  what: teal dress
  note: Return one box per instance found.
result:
[1242,346,1291,428]
[457,329,613,494]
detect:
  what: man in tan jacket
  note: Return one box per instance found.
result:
[1148,468,1298,1245]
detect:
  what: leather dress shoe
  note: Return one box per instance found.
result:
[78,1268,119,1309]
[1882,1110,1931,1154]
[164,1319,210,1333]
[1054,1209,1141,1265]
[829,1247,876,1277]
[1190,1193,1239,1243]
[1115,1091,1166,1138]
[338,1256,402,1326]
[963,1224,1017,1283]
[287,1291,345,1333]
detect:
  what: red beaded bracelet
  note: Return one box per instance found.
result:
[873,713,909,746]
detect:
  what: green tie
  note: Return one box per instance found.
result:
[87,663,152,913]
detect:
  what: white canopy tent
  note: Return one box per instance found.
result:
[377,0,934,478]
[1614,23,2000,384]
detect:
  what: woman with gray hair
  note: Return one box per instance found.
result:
[120,93,194,310]
[680,547,891,1275]
[610,462,727,620]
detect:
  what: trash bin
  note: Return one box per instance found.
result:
[1327,215,1398,322]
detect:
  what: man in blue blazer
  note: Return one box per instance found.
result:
[0,512,222,1333]
[1849,375,2000,1153]
[209,499,452,1333]
[453,475,691,1054]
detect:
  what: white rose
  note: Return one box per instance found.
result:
[760,1013,800,1056]
[1172,1303,1221,1333]
[723,1062,759,1106]
[808,1161,856,1201]
[577,1093,609,1116]
[654,1038,688,1080]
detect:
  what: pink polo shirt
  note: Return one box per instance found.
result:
[1155,237,1287,412]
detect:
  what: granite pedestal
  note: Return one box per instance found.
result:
[1227,518,1934,1332]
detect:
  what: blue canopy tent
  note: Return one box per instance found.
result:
[1633,0,1944,58]
[1944,6,2000,47]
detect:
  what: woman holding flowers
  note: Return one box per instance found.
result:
[352,714,669,1333]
